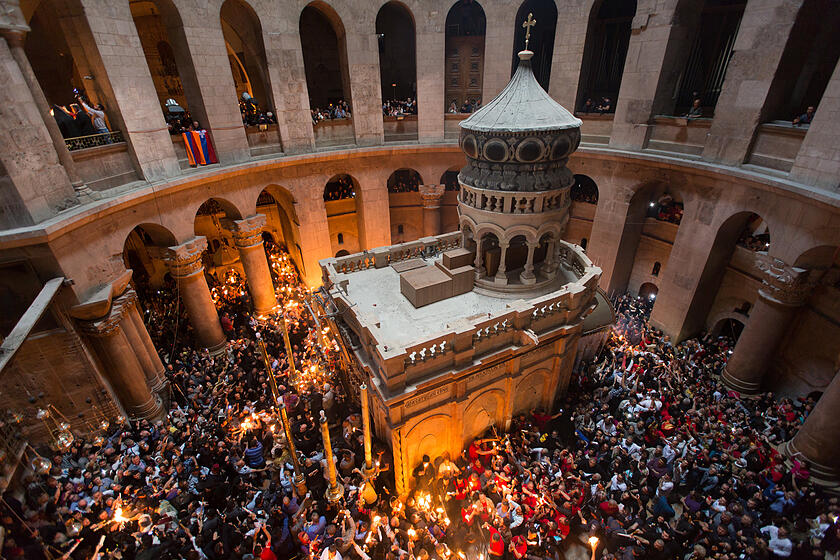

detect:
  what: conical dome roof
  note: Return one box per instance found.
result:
[461,51,581,133]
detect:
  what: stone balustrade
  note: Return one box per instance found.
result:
[459,184,569,214]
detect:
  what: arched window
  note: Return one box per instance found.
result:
[337,233,344,245]
[377,2,416,104]
[576,0,635,113]
[511,0,558,90]
[580,238,588,250]
[445,0,486,112]
[652,261,661,276]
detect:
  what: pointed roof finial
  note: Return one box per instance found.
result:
[522,12,537,51]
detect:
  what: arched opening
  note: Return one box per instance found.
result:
[576,0,635,114]
[377,2,416,114]
[736,213,770,252]
[324,174,363,255]
[441,168,461,190]
[445,0,486,112]
[130,0,209,133]
[477,232,500,277]
[387,168,422,193]
[712,317,745,341]
[388,169,423,242]
[670,0,746,116]
[23,0,125,148]
[505,234,530,275]
[194,198,245,284]
[610,184,685,296]
[761,0,840,124]
[256,187,305,276]
[300,2,352,145]
[570,174,599,204]
[220,0,276,129]
[639,282,658,301]
[679,211,771,340]
[511,0,558,91]
[335,249,350,257]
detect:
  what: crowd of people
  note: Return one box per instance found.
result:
[650,194,684,225]
[324,176,356,201]
[448,99,481,114]
[52,92,111,142]
[579,97,614,115]
[382,99,417,117]
[2,242,838,560]
[312,102,352,125]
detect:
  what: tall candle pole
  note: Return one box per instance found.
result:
[279,403,307,496]
[278,311,297,385]
[319,410,344,502]
[360,383,374,476]
[256,332,281,405]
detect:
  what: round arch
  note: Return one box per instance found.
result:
[513,369,550,413]
[571,174,599,204]
[376,1,417,103]
[300,2,351,112]
[122,223,179,289]
[710,314,746,340]
[511,0,558,90]
[462,388,505,442]
[324,173,359,201]
[444,0,486,112]
[639,282,658,301]
[387,168,423,193]
[256,186,305,274]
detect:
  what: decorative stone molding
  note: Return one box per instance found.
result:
[162,237,208,278]
[756,255,813,307]
[226,214,267,249]
[69,269,134,321]
[419,184,445,209]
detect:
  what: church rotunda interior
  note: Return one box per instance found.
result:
[1,0,840,558]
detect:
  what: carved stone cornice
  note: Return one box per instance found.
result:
[756,254,813,307]
[226,214,266,249]
[77,305,125,338]
[419,184,446,209]
[160,237,208,278]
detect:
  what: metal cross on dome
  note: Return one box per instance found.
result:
[522,12,537,50]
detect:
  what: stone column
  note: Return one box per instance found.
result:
[0,30,78,227]
[521,242,539,284]
[162,237,227,355]
[419,184,445,237]
[722,257,812,393]
[474,240,486,278]
[122,292,167,395]
[495,242,509,285]
[481,1,518,102]
[609,0,692,149]
[345,27,384,146]
[547,0,594,109]
[78,0,181,181]
[783,371,840,484]
[2,28,92,201]
[702,0,802,165]
[416,17,444,142]
[789,57,840,191]
[80,309,163,421]
[226,214,277,315]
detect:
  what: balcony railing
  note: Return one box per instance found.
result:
[65,130,125,151]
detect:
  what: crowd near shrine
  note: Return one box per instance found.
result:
[2,1,840,560]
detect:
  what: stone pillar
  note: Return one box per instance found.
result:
[495,242,509,285]
[609,0,691,149]
[2,28,92,201]
[226,214,277,315]
[784,371,840,484]
[722,257,812,393]
[122,292,167,395]
[262,11,315,153]
[162,237,227,355]
[172,9,250,164]
[790,57,840,191]
[521,242,539,284]
[547,0,594,109]
[416,17,444,142]
[80,305,163,421]
[474,241,486,278]
[345,27,384,146]
[419,184,445,237]
[702,0,802,165]
[0,29,78,228]
[481,1,518,102]
[78,0,181,181]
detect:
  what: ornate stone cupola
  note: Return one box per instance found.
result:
[457,46,582,295]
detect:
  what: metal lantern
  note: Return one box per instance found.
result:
[31,456,52,475]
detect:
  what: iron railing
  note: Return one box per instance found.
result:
[65,130,125,151]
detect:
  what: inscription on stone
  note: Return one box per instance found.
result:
[405,386,450,410]
[466,362,507,390]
